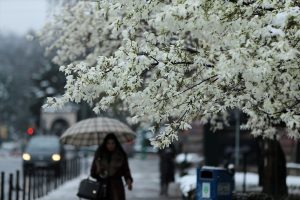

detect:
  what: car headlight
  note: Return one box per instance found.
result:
[52,154,61,161]
[22,153,31,161]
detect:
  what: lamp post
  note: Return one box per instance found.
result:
[234,109,240,167]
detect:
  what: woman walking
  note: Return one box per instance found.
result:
[91,133,133,200]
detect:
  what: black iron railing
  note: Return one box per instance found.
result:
[0,157,81,200]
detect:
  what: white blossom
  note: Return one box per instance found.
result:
[40,0,300,147]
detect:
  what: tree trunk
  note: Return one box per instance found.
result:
[258,138,288,199]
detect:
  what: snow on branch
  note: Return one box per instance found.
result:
[40,0,300,147]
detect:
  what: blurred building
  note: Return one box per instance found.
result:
[178,111,300,171]
[40,103,78,136]
[0,124,8,141]
[178,120,204,154]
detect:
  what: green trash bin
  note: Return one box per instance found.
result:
[196,166,233,200]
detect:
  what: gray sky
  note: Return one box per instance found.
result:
[0,0,47,35]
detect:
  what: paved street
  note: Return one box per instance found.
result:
[127,153,181,200]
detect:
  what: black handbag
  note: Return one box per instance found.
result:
[77,178,101,200]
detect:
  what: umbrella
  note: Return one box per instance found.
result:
[60,117,135,146]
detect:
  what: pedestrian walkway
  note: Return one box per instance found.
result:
[38,153,182,200]
[127,154,181,200]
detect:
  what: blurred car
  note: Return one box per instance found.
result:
[22,135,65,175]
[0,141,22,157]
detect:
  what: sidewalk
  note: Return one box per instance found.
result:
[38,153,182,200]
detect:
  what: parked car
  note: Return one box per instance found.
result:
[22,135,65,176]
[0,141,22,157]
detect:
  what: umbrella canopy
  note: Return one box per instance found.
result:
[60,117,135,146]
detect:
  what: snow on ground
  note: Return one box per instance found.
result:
[177,174,197,197]
[175,153,203,164]
[38,174,85,200]
[287,162,300,169]
[4,152,298,199]
[178,171,300,197]
[36,158,300,199]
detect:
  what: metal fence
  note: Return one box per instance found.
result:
[0,157,81,200]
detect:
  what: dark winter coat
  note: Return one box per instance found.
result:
[158,145,176,184]
[91,149,133,200]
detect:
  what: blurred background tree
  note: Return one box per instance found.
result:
[0,33,65,138]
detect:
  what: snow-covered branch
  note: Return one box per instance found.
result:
[40,0,300,147]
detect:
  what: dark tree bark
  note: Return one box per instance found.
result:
[256,137,265,187]
[296,141,300,163]
[258,137,288,199]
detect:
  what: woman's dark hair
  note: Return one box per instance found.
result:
[96,133,127,158]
